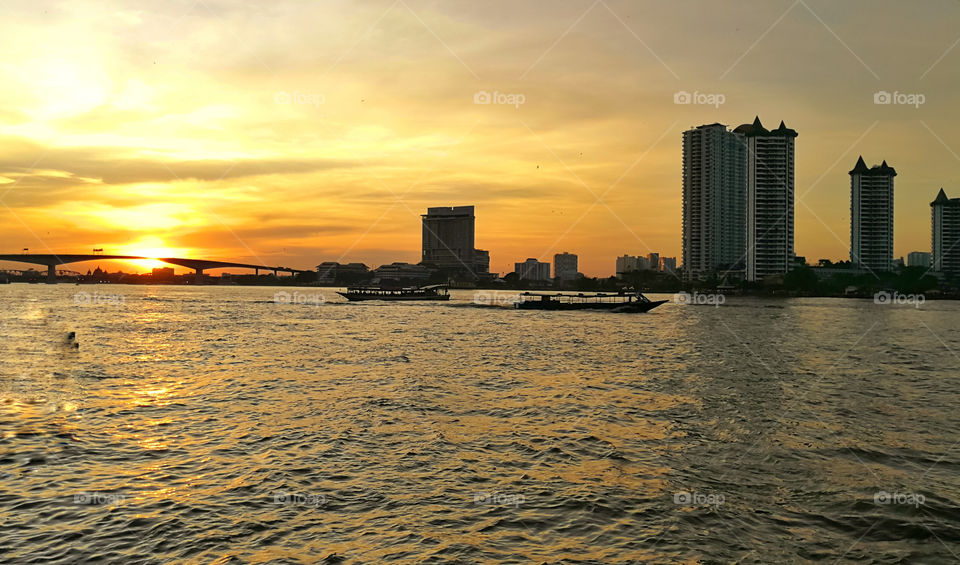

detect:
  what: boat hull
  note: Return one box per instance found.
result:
[337,292,450,302]
[515,299,668,312]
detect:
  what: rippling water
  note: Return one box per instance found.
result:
[1,285,958,563]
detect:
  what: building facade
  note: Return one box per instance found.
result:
[372,262,430,283]
[554,252,578,281]
[907,251,931,268]
[932,189,960,277]
[660,256,677,274]
[647,253,660,272]
[473,249,490,277]
[514,258,551,281]
[682,123,747,280]
[735,117,797,282]
[421,206,477,273]
[316,262,370,284]
[850,157,896,272]
[615,254,654,276]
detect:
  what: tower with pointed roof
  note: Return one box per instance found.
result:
[681,123,747,280]
[735,117,798,281]
[850,156,896,272]
[931,188,960,277]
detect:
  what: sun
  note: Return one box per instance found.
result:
[116,237,191,271]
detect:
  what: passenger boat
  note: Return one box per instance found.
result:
[337,284,450,302]
[515,291,667,312]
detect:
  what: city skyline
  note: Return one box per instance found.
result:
[0,2,958,277]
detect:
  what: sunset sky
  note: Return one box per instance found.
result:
[1,0,959,276]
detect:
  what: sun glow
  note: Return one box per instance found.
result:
[116,237,191,271]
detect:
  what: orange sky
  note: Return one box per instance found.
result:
[1,1,958,276]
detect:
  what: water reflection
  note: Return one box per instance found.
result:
[0,287,957,562]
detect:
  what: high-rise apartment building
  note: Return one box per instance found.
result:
[850,157,896,272]
[932,189,960,277]
[735,117,797,282]
[682,123,747,280]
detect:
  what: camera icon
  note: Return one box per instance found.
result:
[674,91,692,104]
[474,492,489,504]
[473,91,492,104]
[673,491,691,505]
[273,492,289,504]
[274,91,291,105]
[74,492,90,504]
[673,291,690,305]
[473,291,491,305]
[873,291,891,305]
[273,291,291,304]
[73,292,91,304]
[874,491,890,504]
[873,91,892,104]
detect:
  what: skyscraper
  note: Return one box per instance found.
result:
[849,157,896,272]
[681,123,747,280]
[735,117,797,282]
[553,252,578,281]
[421,206,482,275]
[932,189,960,277]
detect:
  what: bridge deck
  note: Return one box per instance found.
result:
[0,254,309,275]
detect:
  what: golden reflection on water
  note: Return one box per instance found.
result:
[2,289,959,562]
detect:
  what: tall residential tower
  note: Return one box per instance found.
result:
[849,157,896,272]
[735,117,797,282]
[932,189,960,278]
[681,123,747,280]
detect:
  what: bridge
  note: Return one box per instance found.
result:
[0,254,310,283]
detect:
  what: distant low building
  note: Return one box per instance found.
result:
[554,252,578,281]
[316,262,370,284]
[660,257,677,274]
[473,249,491,277]
[616,254,653,277]
[151,267,175,280]
[907,251,931,268]
[647,253,660,272]
[616,255,638,277]
[372,262,430,284]
[514,258,551,281]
